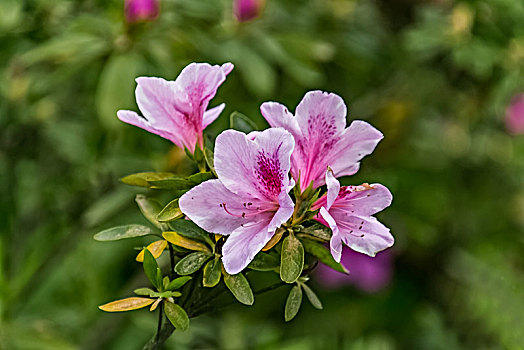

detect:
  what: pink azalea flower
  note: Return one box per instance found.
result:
[117,62,234,153]
[233,0,265,23]
[505,93,524,135]
[261,91,384,191]
[124,0,159,23]
[316,248,393,293]
[179,128,295,274]
[311,170,393,262]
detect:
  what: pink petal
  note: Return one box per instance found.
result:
[318,207,342,262]
[325,168,340,210]
[267,190,294,232]
[327,120,383,180]
[330,183,393,216]
[260,102,301,136]
[203,103,225,129]
[135,77,199,151]
[331,214,394,257]
[117,110,183,145]
[214,128,295,201]
[179,179,273,235]
[221,220,274,274]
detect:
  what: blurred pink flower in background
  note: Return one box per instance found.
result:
[316,248,393,293]
[506,94,524,135]
[125,0,159,23]
[233,0,265,22]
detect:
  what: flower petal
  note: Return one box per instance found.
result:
[327,120,383,179]
[135,76,198,150]
[331,214,394,257]
[179,179,272,235]
[331,183,393,216]
[318,207,342,262]
[325,168,340,210]
[214,128,295,201]
[267,190,294,232]
[260,102,301,136]
[221,220,274,274]
[292,91,347,189]
[117,110,182,145]
[203,103,225,129]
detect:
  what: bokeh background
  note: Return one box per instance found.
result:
[1,0,524,349]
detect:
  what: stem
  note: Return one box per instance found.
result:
[168,244,175,279]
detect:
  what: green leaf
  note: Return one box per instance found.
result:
[143,249,159,288]
[223,271,254,305]
[248,252,280,271]
[134,288,156,297]
[284,285,303,321]
[163,232,211,253]
[164,301,190,331]
[93,225,153,241]
[167,276,192,290]
[174,252,212,275]
[187,172,213,185]
[120,172,175,188]
[168,220,213,245]
[202,256,222,287]
[157,199,184,222]
[148,176,191,191]
[300,283,323,310]
[230,111,258,133]
[96,53,140,130]
[156,268,163,290]
[298,223,332,241]
[280,234,305,283]
[204,147,217,176]
[301,239,349,274]
[135,195,164,230]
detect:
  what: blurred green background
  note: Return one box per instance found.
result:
[1,0,524,349]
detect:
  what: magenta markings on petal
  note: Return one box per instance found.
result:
[260,90,384,191]
[179,128,295,274]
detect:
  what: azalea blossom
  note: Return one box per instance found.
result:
[261,90,383,191]
[124,0,159,23]
[179,128,295,274]
[311,170,393,262]
[316,248,393,293]
[505,93,524,135]
[117,62,233,153]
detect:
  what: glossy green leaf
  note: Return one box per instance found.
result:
[202,256,222,287]
[230,111,258,133]
[143,249,159,288]
[223,271,254,305]
[157,199,184,222]
[174,252,212,275]
[120,172,175,188]
[167,276,192,290]
[300,283,323,310]
[135,195,164,230]
[164,301,190,331]
[285,285,302,321]
[187,172,213,185]
[134,288,156,297]
[280,234,305,283]
[204,147,216,176]
[248,252,280,271]
[148,176,191,190]
[301,239,349,274]
[93,225,153,241]
[168,220,213,245]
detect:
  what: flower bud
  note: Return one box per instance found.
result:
[233,0,264,23]
[125,0,159,24]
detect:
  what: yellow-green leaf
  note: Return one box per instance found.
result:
[262,227,286,251]
[136,240,168,262]
[99,297,154,312]
[164,301,190,331]
[163,232,210,253]
[135,195,164,230]
[93,224,153,241]
[157,199,184,222]
[280,234,305,283]
[223,271,254,305]
[120,172,175,188]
